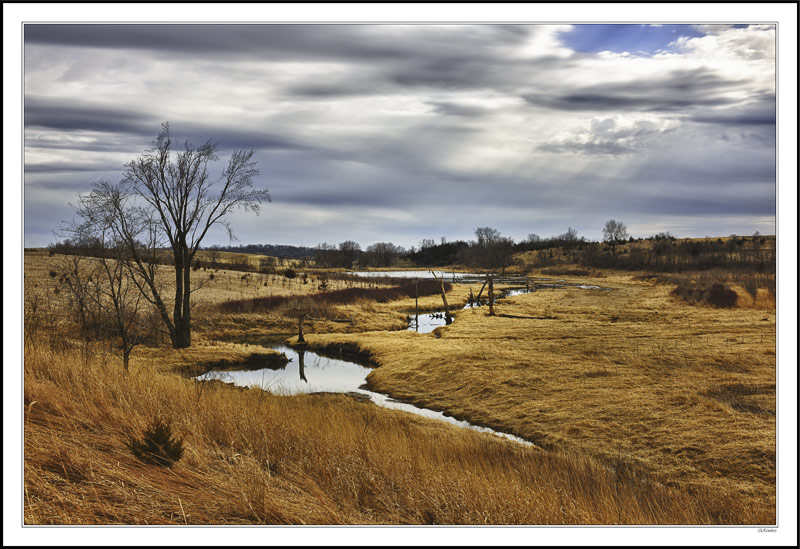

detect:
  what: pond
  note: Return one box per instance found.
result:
[196,344,535,448]
[347,270,484,281]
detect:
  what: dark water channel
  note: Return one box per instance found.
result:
[196,343,535,447]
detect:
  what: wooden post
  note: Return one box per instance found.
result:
[488,274,496,316]
[468,287,475,308]
[475,279,488,303]
[431,271,451,323]
[415,279,419,331]
[298,314,314,344]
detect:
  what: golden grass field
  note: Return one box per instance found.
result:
[22,249,777,525]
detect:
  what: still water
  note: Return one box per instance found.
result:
[196,344,535,447]
[348,270,483,280]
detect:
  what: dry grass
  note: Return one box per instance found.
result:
[24,337,763,525]
[22,252,776,524]
[297,272,776,522]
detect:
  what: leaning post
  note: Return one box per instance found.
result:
[488,274,496,316]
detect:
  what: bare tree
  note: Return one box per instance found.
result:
[65,123,270,348]
[474,226,502,268]
[60,186,166,368]
[337,240,362,268]
[366,242,402,267]
[602,220,629,254]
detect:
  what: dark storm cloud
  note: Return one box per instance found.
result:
[24,24,534,64]
[426,101,489,117]
[24,162,119,174]
[689,97,776,126]
[286,81,384,98]
[25,96,155,135]
[24,24,410,60]
[523,68,743,112]
[634,193,776,217]
[25,96,314,154]
[176,124,312,152]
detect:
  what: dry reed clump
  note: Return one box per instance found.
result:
[218,279,451,314]
[670,281,738,308]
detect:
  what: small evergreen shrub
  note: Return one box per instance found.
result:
[127,417,184,467]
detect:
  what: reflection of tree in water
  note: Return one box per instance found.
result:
[297,349,307,383]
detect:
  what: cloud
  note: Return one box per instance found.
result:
[22,23,776,247]
[689,97,776,126]
[522,68,745,113]
[25,95,155,135]
[426,101,490,117]
[538,116,679,155]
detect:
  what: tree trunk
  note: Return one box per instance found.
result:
[170,245,192,349]
[298,314,306,344]
[123,346,131,372]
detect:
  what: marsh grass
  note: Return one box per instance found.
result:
[22,252,775,524]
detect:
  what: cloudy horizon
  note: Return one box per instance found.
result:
[23,23,777,250]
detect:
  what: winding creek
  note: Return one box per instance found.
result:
[199,274,613,448]
[197,343,535,447]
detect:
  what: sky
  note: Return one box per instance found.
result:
[22,23,778,250]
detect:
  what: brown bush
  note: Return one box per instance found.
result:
[670,280,738,308]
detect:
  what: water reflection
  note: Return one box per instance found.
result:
[298,348,307,383]
[408,312,452,333]
[349,270,483,281]
[198,345,371,396]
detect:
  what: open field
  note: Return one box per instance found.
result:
[22,249,777,525]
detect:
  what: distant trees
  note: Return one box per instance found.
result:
[314,242,337,267]
[561,227,579,242]
[473,227,502,269]
[337,241,361,268]
[602,220,629,253]
[365,242,405,267]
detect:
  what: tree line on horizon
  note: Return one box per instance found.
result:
[50,223,775,275]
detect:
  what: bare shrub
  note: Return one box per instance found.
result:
[670,280,738,308]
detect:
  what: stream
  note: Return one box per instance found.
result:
[198,276,611,448]
[196,343,535,447]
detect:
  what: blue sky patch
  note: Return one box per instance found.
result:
[560,24,707,55]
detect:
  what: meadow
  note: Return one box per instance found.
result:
[22,246,777,525]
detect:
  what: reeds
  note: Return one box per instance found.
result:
[218,280,451,314]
